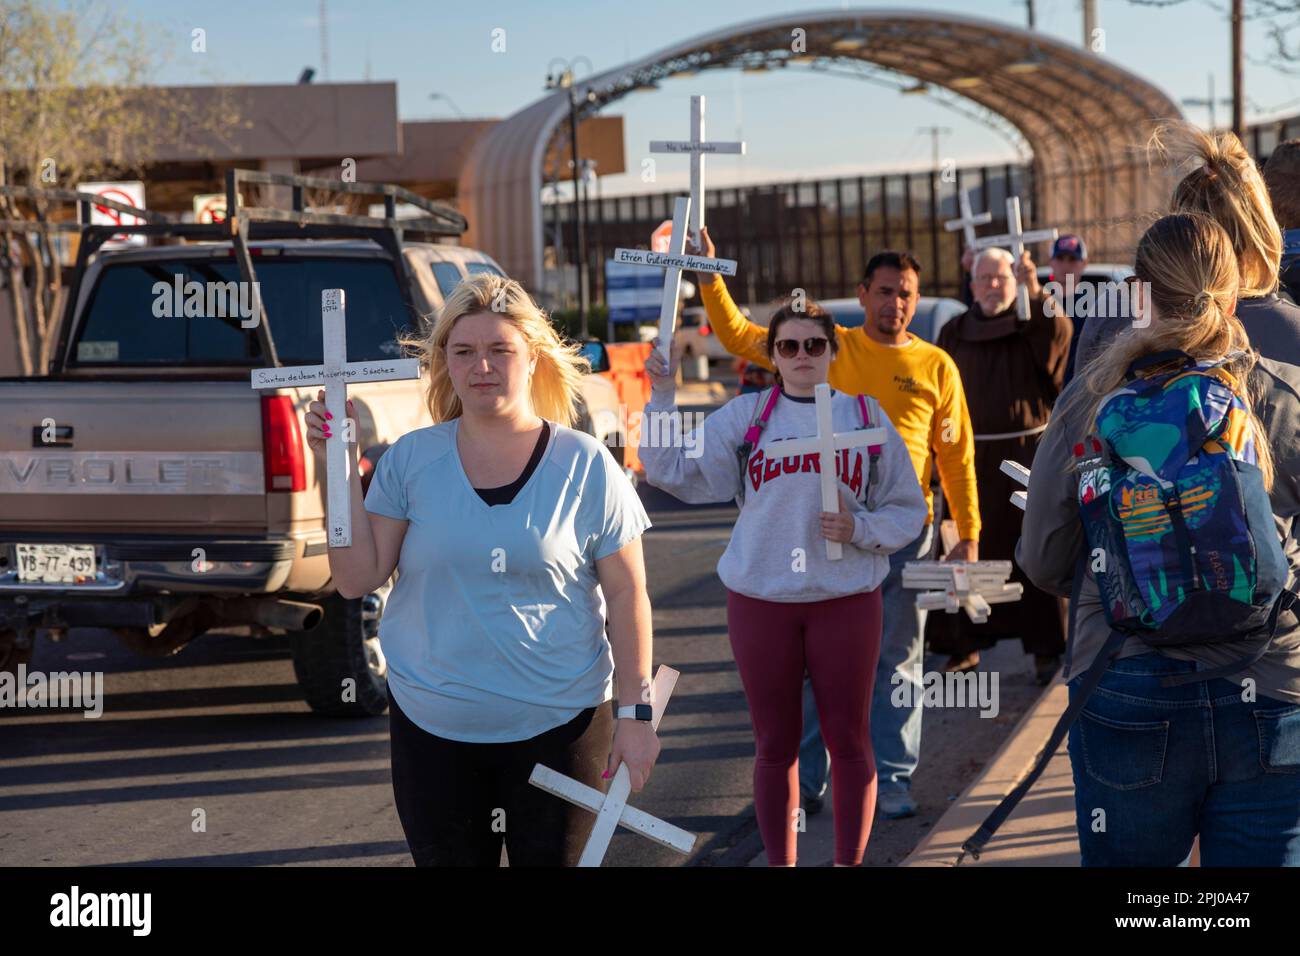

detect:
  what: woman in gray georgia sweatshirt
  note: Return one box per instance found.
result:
[638,298,926,868]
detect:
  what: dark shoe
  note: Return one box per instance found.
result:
[801,792,824,816]
[944,651,980,673]
[876,789,917,819]
[1034,654,1061,686]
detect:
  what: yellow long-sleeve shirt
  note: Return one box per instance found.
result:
[699,273,981,540]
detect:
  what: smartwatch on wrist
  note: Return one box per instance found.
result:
[616,704,653,722]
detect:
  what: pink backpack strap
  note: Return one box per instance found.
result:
[743,387,780,444]
[857,394,883,455]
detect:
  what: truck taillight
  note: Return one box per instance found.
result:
[261,395,306,493]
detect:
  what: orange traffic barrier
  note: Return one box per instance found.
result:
[603,342,652,474]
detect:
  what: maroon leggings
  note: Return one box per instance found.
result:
[726,587,883,866]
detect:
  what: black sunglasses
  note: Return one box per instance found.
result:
[774,336,829,358]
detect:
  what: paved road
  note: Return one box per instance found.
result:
[0,486,747,868]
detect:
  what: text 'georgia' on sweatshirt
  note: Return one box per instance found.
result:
[639,387,928,603]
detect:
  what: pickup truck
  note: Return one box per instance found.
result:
[0,178,629,716]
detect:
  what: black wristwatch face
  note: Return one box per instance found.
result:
[634,703,653,721]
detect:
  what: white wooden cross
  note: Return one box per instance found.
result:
[611,195,736,365]
[1001,458,1031,511]
[762,382,887,561]
[649,94,746,247]
[944,189,993,250]
[250,288,420,548]
[971,196,1058,321]
[529,665,697,867]
[902,560,1023,623]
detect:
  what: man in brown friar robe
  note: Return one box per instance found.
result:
[931,245,1072,684]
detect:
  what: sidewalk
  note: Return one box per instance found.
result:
[904,678,1078,866]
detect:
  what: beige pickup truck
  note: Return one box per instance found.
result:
[0,185,627,716]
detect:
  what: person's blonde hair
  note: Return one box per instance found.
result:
[397,273,589,425]
[1151,122,1282,297]
[1052,212,1274,488]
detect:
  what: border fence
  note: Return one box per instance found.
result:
[551,162,1036,307]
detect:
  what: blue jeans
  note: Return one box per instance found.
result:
[1068,651,1300,866]
[799,523,934,798]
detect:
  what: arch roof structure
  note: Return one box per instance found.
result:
[459,8,1183,289]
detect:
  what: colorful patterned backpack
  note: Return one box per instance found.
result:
[1076,349,1289,667]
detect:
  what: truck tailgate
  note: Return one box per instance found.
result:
[0,380,269,533]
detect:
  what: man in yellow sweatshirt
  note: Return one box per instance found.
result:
[689,227,980,819]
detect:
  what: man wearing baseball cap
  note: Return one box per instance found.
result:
[1046,234,1090,384]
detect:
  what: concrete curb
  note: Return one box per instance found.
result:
[902,677,1081,866]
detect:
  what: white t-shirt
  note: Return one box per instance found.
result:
[364,419,651,742]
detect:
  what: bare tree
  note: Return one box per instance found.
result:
[0,0,244,375]
[1128,1,1300,79]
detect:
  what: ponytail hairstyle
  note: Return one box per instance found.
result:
[763,296,839,388]
[1152,121,1282,297]
[1051,212,1274,488]
[397,273,590,425]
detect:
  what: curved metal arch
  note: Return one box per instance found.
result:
[459,7,1183,289]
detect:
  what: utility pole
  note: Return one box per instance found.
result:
[1183,73,1233,132]
[1025,0,1036,30]
[1083,0,1098,49]
[918,125,952,175]
[319,0,329,82]
[1231,0,1244,139]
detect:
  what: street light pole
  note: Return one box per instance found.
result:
[565,83,588,335]
[546,65,595,337]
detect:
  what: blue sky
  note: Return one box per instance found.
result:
[120,0,1300,198]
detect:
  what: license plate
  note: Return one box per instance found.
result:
[16,544,98,584]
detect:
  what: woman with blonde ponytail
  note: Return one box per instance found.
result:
[1158,122,1300,360]
[1074,123,1300,374]
[1017,213,1300,866]
[305,272,657,866]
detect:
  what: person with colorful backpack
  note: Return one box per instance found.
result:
[639,299,927,867]
[971,212,1300,865]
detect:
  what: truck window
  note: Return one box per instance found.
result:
[73,257,414,366]
[464,261,505,279]
[429,261,465,299]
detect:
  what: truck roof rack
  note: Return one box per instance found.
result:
[1,170,467,371]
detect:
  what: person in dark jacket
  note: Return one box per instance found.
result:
[1263,138,1300,305]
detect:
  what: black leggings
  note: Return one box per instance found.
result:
[387,687,613,866]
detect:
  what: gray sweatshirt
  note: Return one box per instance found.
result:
[1016,357,1300,702]
[1236,294,1300,364]
[640,387,927,602]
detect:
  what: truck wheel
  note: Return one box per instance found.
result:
[0,629,32,679]
[290,589,389,717]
